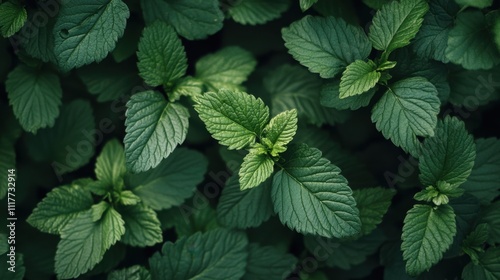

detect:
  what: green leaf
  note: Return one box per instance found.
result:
[0,140,15,200]
[272,144,361,238]
[446,11,500,70]
[55,204,125,279]
[282,16,372,78]
[128,148,208,210]
[419,116,476,187]
[169,76,204,101]
[412,0,459,63]
[462,247,500,280]
[462,223,489,263]
[124,91,189,173]
[339,60,381,98]
[447,67,500,107]
[165,202,219,237]
[362,0,392,9]
[494,17,500,51]
[194,89,269,150]
[455,0,492,8]
[140,0,223,40]
[401,204,456,276]
[228,0,289,25]
[0,1,26,37]
[119,203,163,247]
[239,151,274,190]
[320,80,376,111]
[479,201,500,244]
[0,253,25,280]
[243,243,297,280]
[368,0,428,53]
[299,0,318,11]
[117,190,141,206]
[108,265,151,280]
[27,185,94,234]
[53,0,129,71]
[262,109,298,156]
[195,46,257,91]
[95,139,126,191]
[353,187,395,235]
[217,175,274,229]
[149,229,248,280]
[6,65,62,133]
[265,64,350,126]
[137,21,187,87]
[20,15,57,63]
[461,138,500,204]
[371,77,440,157]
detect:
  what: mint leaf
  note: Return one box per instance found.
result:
[462,247,500,280]
[169,76,203,101]
[108,265,151,280]
[462,223,489,263]
[412,0,459,63]
[353,187,395,235]
[262,109,298,156]
[282,16,371,78]
[239,151,274,190]
[272,144,361,238]
[455,0,492,8]
[20,15,57,63]
[149,229,248,280]
[461,138,500,204]
[27,185,93,234]
[137,21,187,87]
[448,67,500,107]
[243,243,297,280]
[419,116,476,187]
[117,190,141,206]
[6,65,62,133]
[321,80,376,110]
[228,0,289,25]
[119,203,162,247]
[195,46,256,91]
[401,204,456,276]
[140,0,223,40]
[194,89,269,150]
[368,0,428,53]
[95,139,126,191]
[446,11,500,70]
[128,148,207,210]
[0,1,26,37]
[55,204,125,279]
[54,0,129,71]
[217,175,274,229]
[124,91,189,173]
[340,60,381,98]
[371,77,440,157]
[479,201,500,244]
[166,202,219,237]
[299,0,318,11]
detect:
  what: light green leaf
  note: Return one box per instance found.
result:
[27,185,94,234]
[194,89,269,150]
[239,151,274,190]
[371,77,440,157]
[217,175,274,229]
[461,138,500,204]
[419,116,476,187]
[140,0,223,40]
[462,247,500,280]
[108,265,151,280]
[119,203,163,247]
[455,0,492,8]
[0,141,15,200]
[265,64,350,126]
[228,0,289,25]
[401,204,456,276]
[412,0,459,63]
[272,144,361,238]
[320,80,376,111]
[117,190,141,206]
[282,16,372,78]
[262,109,298,156]
[95,139,126,191]
[55,204,125,279]
[124,91,189,173]
[6,65,62,133]
[299,0,318,11]
[0,1,26,37]
[353,187,395,235]
[368,0,428,53]
[137,21,187,87]
[128,148,208,211]
[149,229,248,280]
[339,60,381,98]
[446,11,500,70]
[53,0,129,71]
[243,243,297,280]
[169,76,204,102]
[195,46,256,91]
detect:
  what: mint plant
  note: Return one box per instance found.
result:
[1,0,500,279]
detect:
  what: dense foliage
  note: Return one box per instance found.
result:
[1,0,500,279]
